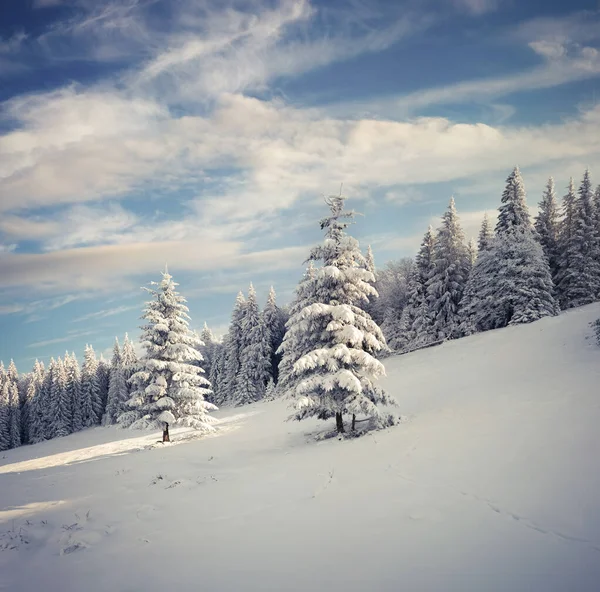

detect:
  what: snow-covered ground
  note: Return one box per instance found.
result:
[2,304,600,592]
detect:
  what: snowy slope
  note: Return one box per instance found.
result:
[2,304,600,592]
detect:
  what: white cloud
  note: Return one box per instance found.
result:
[72,304,139,323]
[28,329,98,349]
[451,0,500,15]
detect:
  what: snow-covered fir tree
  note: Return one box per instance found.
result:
[402,226,437,350]
[40,359,55,439]
[555,178,577,307]
[199,323,216,380]
[20,371,35,444]
[104,338,128,425]
[262,287,287,384]
[120,333,138,396]
[208,342,226,404]
[284,194,395,434]
[8,380,21,448]
[118,270,217,432]
[264,378,276,401]
[0,379,10,451]
[48,357,71,438]
[555,170,599,308]
[96,355,110,415]
[426,198,470,341]
[496,166,530,235]
[235,284,272,405]
[467,238,478,269]
[277,262,319,398]
[534,177,561,283]
[81,345,102,427]
[478,213,494,251]
[459,168,557,333]
[65,353,83,433]
[220,292,247,405]
[28,361,46,444]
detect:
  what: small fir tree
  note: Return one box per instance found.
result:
[118,269,217,433]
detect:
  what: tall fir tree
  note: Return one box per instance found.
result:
[555,178,578,307]
[556,170,599,307]
[96,355,110,416]
[119,270,217,431]
[65,353,83,432]
[208,342,226,405]
[221,292,247,405]
[0,380,10,451]
[48,357,71,438]
[426,198,470,341]
[467,238,478,269]
[395,226,436,351]
[81,345,102,427]
[120,333,138,397]
[8,380,21,448]
[104,338,128,425]
[199,323,216,380]
[235,284,272,405]
[40,359,55,439]
[534,177,561,283]
[459,167,557,333]
[28,361,46,443]
[285,194,394,434]
[262,287,287,384]
[478,213,494,251]
[496,166,531,234]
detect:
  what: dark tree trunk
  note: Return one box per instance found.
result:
[335,412,345,434]
[352,414,356,431]
[162,423,170,443]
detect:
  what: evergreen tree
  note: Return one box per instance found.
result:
[208,342,226,405]
[426,198,470,341]
[221,292,247,405]
[405,226,437,349]
[285,194,394,434]
[199,323,216,380]
[555,178,577,307]
[104,338,128,425]
[8,380,21,448]
[478,213,494,252]
[277,263,319,398]
[459,169,557,332]
[40,359,55,439]
[235,284,272,405]
[28,361,46,444]
[264,378,276,401]
[556,170,599,307]
[534,177,561,282]
[120,333,138,395]
[496,166,531,235]
[81,345,102,427]
[96,355,110,416]
[20,372,34,444]
[262,287,287,384]
[0,380,10,451]
[65,353,83,432]
[118,270,217,431]
[467,238,478,269]
[48,357,71,438]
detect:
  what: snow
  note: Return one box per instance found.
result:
[2,304,600,591]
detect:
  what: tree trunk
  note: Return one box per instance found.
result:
[162,423,170,443]
[335,412,345,434]
[352,414,356,431]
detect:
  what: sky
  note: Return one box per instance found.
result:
[1,0,600,372]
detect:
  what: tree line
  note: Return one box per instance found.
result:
[2,166,599,447]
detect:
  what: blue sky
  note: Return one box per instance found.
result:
[1,0,600,372]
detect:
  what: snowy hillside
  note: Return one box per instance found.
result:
[2,304,600,592]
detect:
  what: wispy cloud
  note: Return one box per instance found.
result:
[72,304,140,322]
[28,329,98,349]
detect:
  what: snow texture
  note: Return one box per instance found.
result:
[2,305,600,591]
